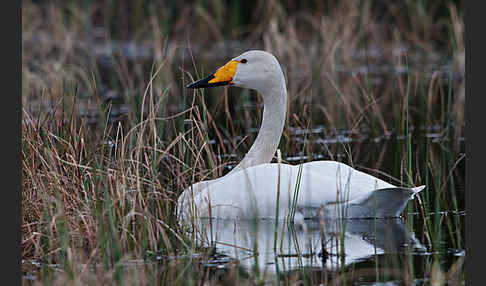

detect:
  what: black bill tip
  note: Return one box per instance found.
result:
[186,74,231,89]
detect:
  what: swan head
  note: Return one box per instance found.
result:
[187,50,284,94]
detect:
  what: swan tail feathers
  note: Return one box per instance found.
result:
[411,185,426,197]
[327,186,424,219]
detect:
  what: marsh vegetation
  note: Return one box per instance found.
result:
[22,0,464,285]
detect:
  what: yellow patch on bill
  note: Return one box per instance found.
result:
[209,60,239,84]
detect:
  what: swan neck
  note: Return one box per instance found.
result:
[227,77,287,175]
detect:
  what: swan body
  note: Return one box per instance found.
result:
[179,161,424,220]
[179,50,424,221]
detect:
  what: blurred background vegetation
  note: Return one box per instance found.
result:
[22,0,465,151]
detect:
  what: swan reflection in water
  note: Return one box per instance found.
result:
[196,217,425,274]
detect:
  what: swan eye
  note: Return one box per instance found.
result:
[240,59,247,64]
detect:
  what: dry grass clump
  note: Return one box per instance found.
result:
[21,73,227,263]
[21,73,256,283]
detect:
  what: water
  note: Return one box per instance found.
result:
[23,213,465,284]
[194,215,464,284]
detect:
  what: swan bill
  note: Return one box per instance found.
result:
[186,60,239,89]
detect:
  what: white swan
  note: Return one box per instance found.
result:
[179,50,424,221]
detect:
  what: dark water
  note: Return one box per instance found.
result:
[196,214,464,285]
[23,213,465,284]
[22,213,465,284]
